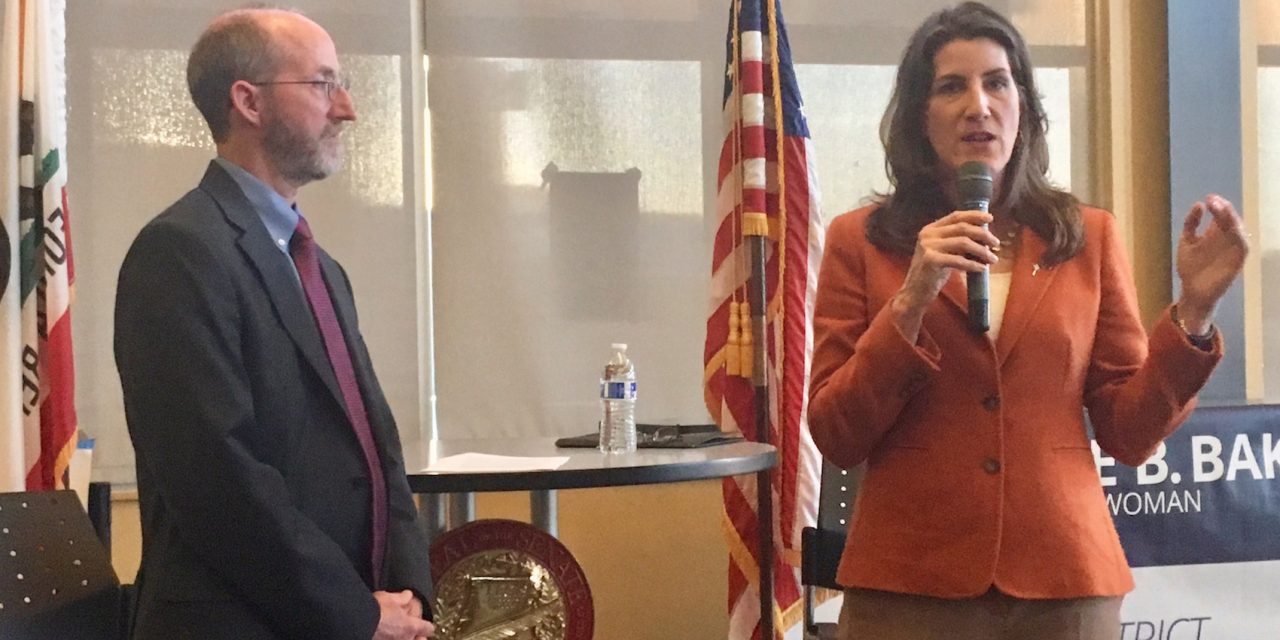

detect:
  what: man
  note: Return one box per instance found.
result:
[114,8,435,640]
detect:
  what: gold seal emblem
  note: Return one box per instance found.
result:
[430,519,593,640]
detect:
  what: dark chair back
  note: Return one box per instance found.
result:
[0,490,122,640]
[801,460,863,638]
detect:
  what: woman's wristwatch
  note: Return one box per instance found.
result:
[1172,304,1216,351]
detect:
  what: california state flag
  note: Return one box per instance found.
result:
[0,0,78,492]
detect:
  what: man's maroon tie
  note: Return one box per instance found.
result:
[289,217,387,586]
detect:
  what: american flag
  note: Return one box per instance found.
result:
[704,0,824,637]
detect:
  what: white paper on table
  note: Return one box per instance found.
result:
[421,452,570,473]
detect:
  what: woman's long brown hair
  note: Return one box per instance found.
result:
[867,1,1083,267]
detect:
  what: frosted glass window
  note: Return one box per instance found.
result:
[341,55,406,208]
[794,64,896,216]
[1034,67,1073,192]
[429,55,708,438]
[484,58,701,216]
[91,49,403,207]
[429,0,700,21]
[92,49,208,149]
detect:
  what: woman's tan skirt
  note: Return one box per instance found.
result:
[836,586,1123,640]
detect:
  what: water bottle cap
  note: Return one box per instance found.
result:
[611,343,627,351]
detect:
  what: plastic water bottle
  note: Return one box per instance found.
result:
[599,343,637,453]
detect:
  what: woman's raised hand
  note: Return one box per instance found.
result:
[1175,194,1249,334]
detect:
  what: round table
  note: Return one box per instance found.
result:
[405,437,777,537]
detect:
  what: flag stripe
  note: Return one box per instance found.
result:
[777,136,810,540]
[739,61,765,95]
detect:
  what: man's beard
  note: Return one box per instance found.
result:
[264,117,345,187]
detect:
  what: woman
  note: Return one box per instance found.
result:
[807,3,1248,639]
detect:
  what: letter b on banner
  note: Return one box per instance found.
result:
[1137,443,1170,485]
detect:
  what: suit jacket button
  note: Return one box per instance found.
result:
[982,458,1001,475]
[981,394,1000,411]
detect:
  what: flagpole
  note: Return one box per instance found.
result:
[748,234,775,640]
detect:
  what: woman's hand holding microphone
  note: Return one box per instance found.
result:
[891,210,1001,342]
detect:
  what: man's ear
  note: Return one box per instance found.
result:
[229,80,264,127]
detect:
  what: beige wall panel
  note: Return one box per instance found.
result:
[1258,0,1280,44]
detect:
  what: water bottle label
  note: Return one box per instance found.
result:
[601,381,637,400]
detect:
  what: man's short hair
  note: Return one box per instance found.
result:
[186,10,288,143]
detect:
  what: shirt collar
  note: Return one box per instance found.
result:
[214,157,301,253]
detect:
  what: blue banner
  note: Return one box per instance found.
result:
[1096,404,1280,568]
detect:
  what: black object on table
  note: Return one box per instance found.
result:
[554,423,744,449]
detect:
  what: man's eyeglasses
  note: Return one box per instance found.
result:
[249,77,351,101]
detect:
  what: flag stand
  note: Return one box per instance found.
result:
[748,235,775,640]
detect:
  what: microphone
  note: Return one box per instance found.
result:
[957,161,994,333]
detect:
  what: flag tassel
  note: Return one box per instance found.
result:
[727,301,742,376]
[738,301,754,379]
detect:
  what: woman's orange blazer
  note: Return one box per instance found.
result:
[808,205,1222,599]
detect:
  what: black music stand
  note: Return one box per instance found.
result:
[0,490,121,640]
